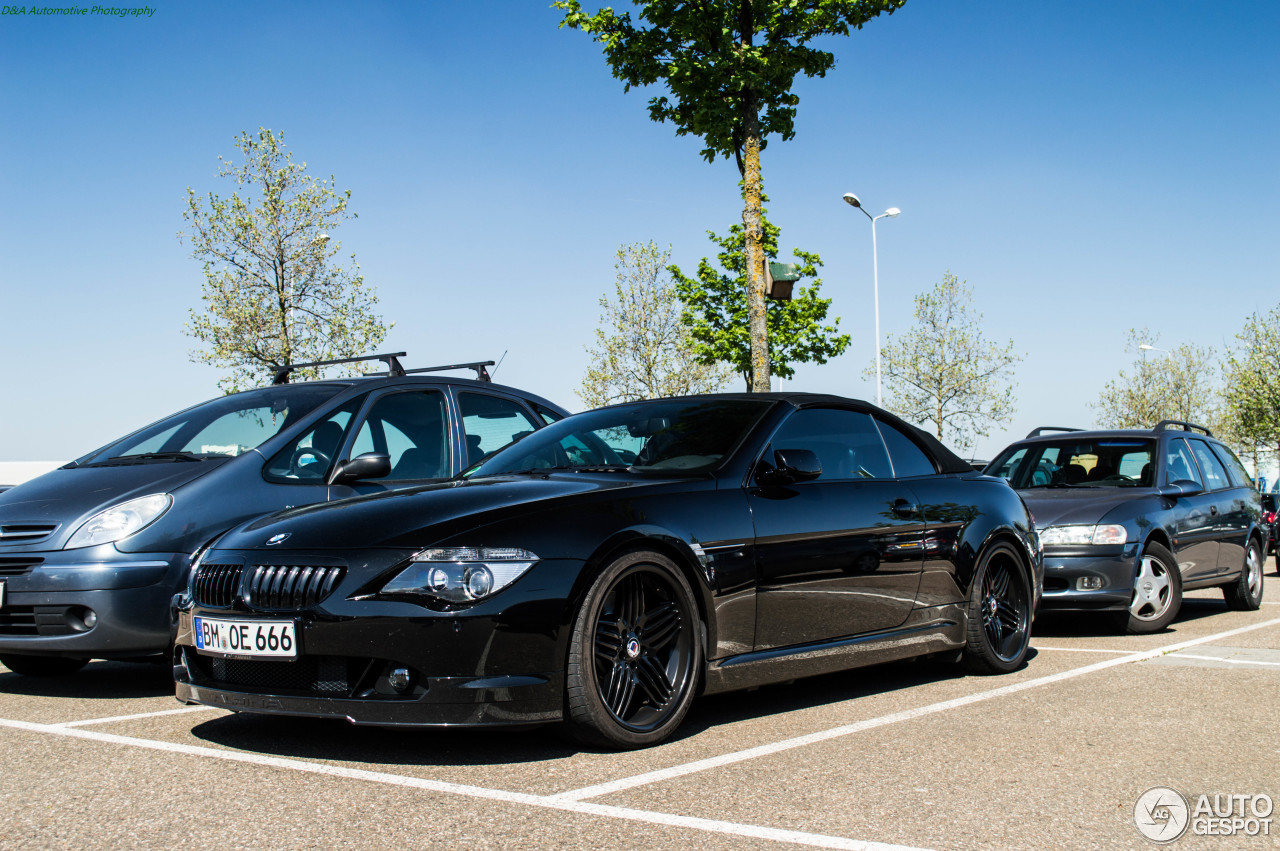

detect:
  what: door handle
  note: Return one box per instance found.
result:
[1209,505,1219,516]
[892,498,918,518]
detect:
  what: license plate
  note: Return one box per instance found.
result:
[193,616,297,659]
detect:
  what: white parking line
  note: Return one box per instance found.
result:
[0,717,931,851]
[58,706,221,728]
[551,616,1280,802]
[1032,646,1131,654]
[1165,653,1280,668]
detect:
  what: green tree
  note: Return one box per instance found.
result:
[1092,328,1221,431]
[580,241,734,407]
[1222,306,1280,473]
[877,272,1021,453]
[670,210,850,389]
[180,128,390,393]
[556,0,904,391]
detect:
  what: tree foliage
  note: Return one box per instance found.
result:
[1221,306,1280,468]
[670,210,850,390]
[877,272,1021,453]
[579,242,734,408]
[180,128,390,393]
[555,0,904,391]
[1092,328,1221,431]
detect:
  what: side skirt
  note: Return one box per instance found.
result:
[702,604,966,695]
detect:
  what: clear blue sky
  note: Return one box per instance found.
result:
[2,0,1277,463]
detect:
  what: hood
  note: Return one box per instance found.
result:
[221,473,673,552]
[1017,487,1147,528]
[0,459,226,539]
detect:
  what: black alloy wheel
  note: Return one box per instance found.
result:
[0,654,89,677]
[565,551,701,749]
[962,542,1032,674]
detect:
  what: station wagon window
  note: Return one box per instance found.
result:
[1165,439,1203,487]
[459,393,541,466]
[1187,438,1230,491]
[874,418,936,477]
[1211,442,1256,490]
[770,409,893,480]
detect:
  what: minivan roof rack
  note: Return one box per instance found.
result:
[272,352,407,385]
[1154,420,1212,436]
[1026,426,1083,438]
[398,360,495,382]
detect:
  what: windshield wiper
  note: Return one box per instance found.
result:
[99,451,210,465]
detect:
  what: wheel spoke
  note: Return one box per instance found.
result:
[639,603,679,651]
[634,655,674,707]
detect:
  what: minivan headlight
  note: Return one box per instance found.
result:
[65,494,173,550]
[1039,524,1127,547]
[381,547,538,603]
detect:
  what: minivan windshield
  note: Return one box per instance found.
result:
[988,438,1156,489]
[78,384,346,466]
[466,398,772,478]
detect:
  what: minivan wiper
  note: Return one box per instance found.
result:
[95,451,211,465]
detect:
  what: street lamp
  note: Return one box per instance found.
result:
[1138,343,1168,362]
[843,193,900,407]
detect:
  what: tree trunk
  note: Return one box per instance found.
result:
[739,5,769,393]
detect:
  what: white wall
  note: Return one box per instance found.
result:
[0,461,63,486]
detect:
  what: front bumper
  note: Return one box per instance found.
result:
[0,546,189,658]
[1037,543,1139,612]
[171,555,582,727]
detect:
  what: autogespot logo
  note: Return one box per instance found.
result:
[1134,787,1190,843]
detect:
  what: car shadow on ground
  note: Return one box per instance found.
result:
[188,650,1033,765]
[1030,595,1234,639]
[0,659,174,700]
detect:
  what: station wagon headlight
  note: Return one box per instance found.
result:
[382,547,538,603]
[1039,524,1127,547]
[65,493,173,550]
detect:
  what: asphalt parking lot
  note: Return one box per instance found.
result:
[2,580,1278,851]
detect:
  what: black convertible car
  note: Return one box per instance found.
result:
[174,394,1042,748]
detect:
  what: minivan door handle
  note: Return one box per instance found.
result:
[891,498,918,518]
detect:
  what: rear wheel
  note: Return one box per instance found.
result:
[0,654,89,677]
[961,542,1032,674]
[1223,538,1264,611]
[1115,543,1181,634]
[565,551,701,749]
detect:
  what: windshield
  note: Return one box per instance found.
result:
[80,384,347,466]
[466,398,772,478]
[989,438,1156,489]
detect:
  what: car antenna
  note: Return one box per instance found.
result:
[490,350,508,379]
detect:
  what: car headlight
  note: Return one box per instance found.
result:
[65,494,173,550]
[381,547,538,603]
[1039,524,1127,546]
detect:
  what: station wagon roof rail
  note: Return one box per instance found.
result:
[1153,420,1212,436]
[1025,426,1084,438]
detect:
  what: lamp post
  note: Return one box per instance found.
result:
[843,193,900,407]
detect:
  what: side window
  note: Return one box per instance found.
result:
[1164,439,1203,487]
[350,391,449,481]
[533,404,564,425]
[1211,442,1256,490]
[264,396,364,483]
[460,393,541,467]
[1188,439,1230,491]
[769,409,892,481]
[874,419,936,477]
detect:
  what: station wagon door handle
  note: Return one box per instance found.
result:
[1209,505,1219,516]
[891,498,918,518]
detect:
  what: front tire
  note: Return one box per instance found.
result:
[1223,538,1264,611]
[565,551,701,749]
[0,654,89,677]
[1115,543,1182,634]
[961,542,1032,674]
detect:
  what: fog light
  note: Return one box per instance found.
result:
[1076,576,1104,591]
[83,609,97,628]
[388,667,412,693]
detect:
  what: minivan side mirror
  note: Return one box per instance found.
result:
[1158,479,1203,498]
[330,452,392,485]
[758,448,822,486]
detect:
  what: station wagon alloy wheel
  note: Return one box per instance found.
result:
[1223,538,1265,611]
[1118,543,1181,634]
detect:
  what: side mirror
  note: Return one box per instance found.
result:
[330,452,392,485]
[759,448,822,486]
[1158,479,1203,498]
